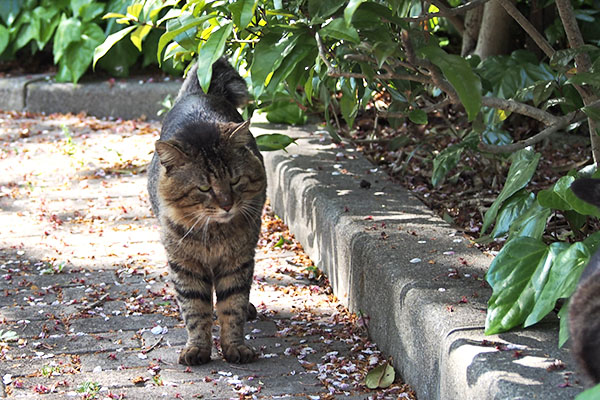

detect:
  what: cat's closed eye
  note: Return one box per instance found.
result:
[230,176,241,186]
[198,185,211,192]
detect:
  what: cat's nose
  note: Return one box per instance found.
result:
[221,203,233,212]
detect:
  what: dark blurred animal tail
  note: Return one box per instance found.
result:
[569,178,600,384]
[177,58,248,108]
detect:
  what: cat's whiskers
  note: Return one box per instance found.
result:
[178,210,206,244]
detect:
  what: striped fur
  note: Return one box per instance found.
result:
[569,178,600,384]
[147,58,266,365]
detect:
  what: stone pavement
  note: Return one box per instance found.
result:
[0,111,415,399]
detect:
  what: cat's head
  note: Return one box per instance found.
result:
[154,120,266,227]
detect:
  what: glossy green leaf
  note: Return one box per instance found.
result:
[255,133,296,151]
[0,24,8,54]
[554,176,600,217]
[550,46,599,69]
[266,40,314,92]
[419,45,481,121]
[408,109,427,125]
[482,149,541,233]
[432,144,464,187]
[229,0,258,29]
[79,3,105,22]
[582,105,600,122]
[250,32,300,96]
[524,242,590,327]
[264,101,307,125]
[537,187,571,210]
[344,0,366,25]
[93,25,136,69]
[195,22,233,92]
[54,16,82,63]
[130,24,152,51]
[319,18,359,44]
[308,0,346,19]
[567,72,600,88]
[59,22,105,83]
[33,6,60,49]
[485,238,565,335]
[0,0,21,25]
[576,382,600,400]
[490,190,535,238]
[13,10,40,51]
[156,13,212,65]
[507,199,551,241]
[558,300,570,347]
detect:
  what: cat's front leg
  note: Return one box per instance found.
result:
[215,259,256,363]
[170,260,214,365]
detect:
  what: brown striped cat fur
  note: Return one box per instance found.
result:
[569,178,600,384]
[147,58,266,365]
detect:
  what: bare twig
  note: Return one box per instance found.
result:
[141,336,164,354]
[78,293,110,312]
[378,98,452,118]
[497,0,555,59]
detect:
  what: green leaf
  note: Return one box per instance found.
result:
[33,6,60,49]
[490,190,535,238]
[0,24,8,54]
[576,382,600,400]
[229,0,258,29]
[255,133,296,151]
[408,109,427,125]
[264,101,307,125]
[550,46,599,69]
[308,0,346,19]
[554,176,600,217]
[419,45,481,121]
[93,25,136,69]
[558,300,570,347]
[250,31,300,96]
[432,144,464,187]
[485,238,566,335]
[59,22,105,83]
[13,10,40,51]
[567,72,600,88]
[537,187,571,210]
[508,199,551,240]
[582,105,600,122]
[0,0,20,25]
[130,24,152,52]
[344,0,366,26]
[524,242,590,327]
[266,40,314,92]
[54,16,82,63]
[196,22,233,92]
[156,13,213,65]
[319,18,359,44]
[365,362,395,389]
[482,149,541,233]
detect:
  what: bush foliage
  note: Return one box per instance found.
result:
[92,0,600,352]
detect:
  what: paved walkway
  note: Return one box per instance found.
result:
[0,111,415,399]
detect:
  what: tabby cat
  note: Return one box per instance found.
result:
[569,178,600,384]
[147,58,266,365]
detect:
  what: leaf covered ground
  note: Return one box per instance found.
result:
[0,110,416,399]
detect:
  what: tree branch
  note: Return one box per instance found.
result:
[497,0,555,59]
[479,112,584,153]
[401,0,491,22]
[481,97,560,125]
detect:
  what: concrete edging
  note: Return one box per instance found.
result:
[253,122,584,400]
[0,76,586,399]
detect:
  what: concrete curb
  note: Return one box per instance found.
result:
[0,76,587,399]
[252,122,584,399]
[0,74,179,120]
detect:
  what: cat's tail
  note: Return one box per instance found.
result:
[177,58,248,108]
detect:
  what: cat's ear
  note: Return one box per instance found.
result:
[222,120,252,147]
[155,140,187,172]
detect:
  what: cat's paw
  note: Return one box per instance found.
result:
[178,345,211,365]
[222,343,256,364]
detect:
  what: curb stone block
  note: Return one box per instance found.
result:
[255,122,584,399]
[0,74,48,111]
